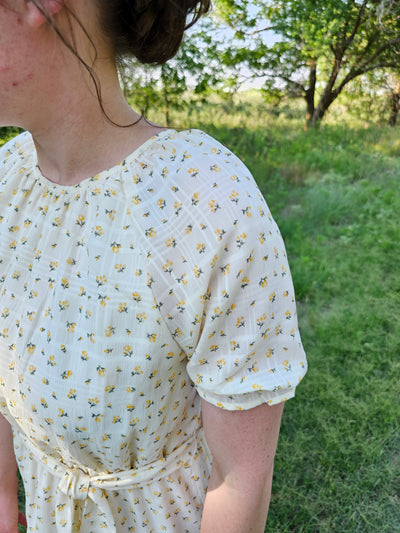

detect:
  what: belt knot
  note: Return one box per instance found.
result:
[58,465,91,500]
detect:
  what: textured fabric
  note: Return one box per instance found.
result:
[0,129,307,532]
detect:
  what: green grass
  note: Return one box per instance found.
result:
[2,97,400,532]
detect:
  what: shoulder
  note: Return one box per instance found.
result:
[135,128,252,184]
[148,128,253,183]
[133,128,280,270]
[133,128,264,224]
[0,131,34,160]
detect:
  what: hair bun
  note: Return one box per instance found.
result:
[101,0,211,64]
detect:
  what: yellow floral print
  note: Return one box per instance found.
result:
[0,129,306,532]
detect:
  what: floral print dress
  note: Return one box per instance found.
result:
[0,130,307,532]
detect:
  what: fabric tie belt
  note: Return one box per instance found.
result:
[19,428,206,531]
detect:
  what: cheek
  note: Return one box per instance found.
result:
[0,42,34,90]
[0,63,15,91]
[0,70,35,108]
[12,72,34,86]
[0,12,34,79]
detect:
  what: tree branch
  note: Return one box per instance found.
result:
[357,36,400,72]
[354,31,379,64]
[248,25,277,36]
[211,13,277,38]
[331,0,367,61]
[344,0,368,48]
[277,75,306,94]
[333,58,400,98]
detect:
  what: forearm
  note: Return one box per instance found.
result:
[0,414,17,480]
[200,462,273,533]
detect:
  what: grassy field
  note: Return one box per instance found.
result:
[2,95,399,532]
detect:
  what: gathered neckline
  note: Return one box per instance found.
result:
[30,128,182,192]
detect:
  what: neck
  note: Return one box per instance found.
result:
[27,62,161,186]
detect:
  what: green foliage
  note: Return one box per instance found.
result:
[121,25,224,124]
[18,472,26,533]
[0,127,23,146]
[270,154,400,530]
[105,1,400,128]
[120,60,188,126]
[211,0,400,124]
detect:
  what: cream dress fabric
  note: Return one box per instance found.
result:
[0,130,307,532]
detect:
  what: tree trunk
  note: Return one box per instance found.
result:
[304,61,317,131]
[161,65,171,127]
[143,93,150,117]
[311,99,331,125]
[164,90,170,127]
[389,78,400,127]
[310,56,342,126]
[304,57,342,127]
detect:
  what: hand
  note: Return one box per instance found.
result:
[0,483,27,533]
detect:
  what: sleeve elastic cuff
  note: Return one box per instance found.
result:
[195,385,296,411]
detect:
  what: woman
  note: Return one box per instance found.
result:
[0,1,307,532]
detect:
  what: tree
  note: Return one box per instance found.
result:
[120,23,223,126]
[119,59,188,127]
[387,74,400,126]
[212,0,400,127]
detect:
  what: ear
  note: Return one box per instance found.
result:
[26,0,65,28]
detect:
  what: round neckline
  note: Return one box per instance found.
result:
[31,128,178,192]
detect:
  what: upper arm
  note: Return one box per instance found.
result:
[201,399,284,486]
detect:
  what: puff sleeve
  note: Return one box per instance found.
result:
[185,204,307,410]
[139,130,307,410]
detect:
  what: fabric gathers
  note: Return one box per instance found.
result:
[19,428,208,531]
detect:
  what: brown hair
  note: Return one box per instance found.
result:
[27,0,211,64]
[98,0,211,65]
